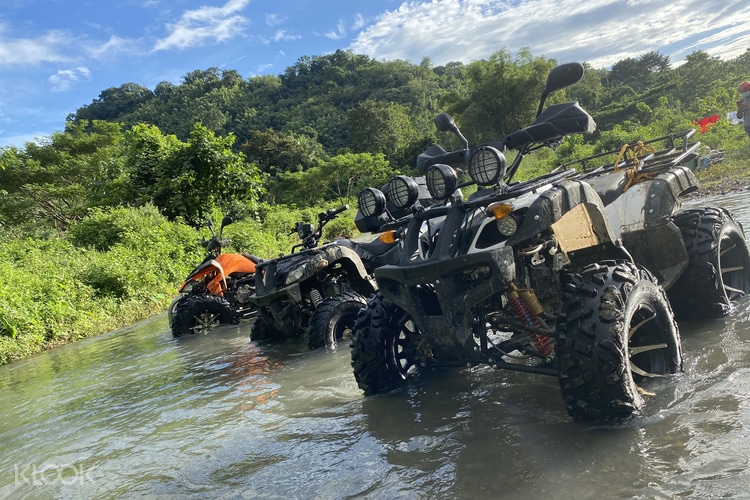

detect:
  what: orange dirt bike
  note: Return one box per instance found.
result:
[168,216,263,338]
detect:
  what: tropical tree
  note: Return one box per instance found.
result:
[0,121,124,231]
[123,123,264,225]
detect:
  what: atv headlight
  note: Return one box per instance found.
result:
[469,146,506,186]
[385,175,419,209]
[358,187,386,217]
[426,164,458,201]
[285,263,307,285]
[180,280,197,294]
[496,215,518,237]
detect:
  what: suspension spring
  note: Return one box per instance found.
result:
[309,289,324,307]
[508,284,553,356]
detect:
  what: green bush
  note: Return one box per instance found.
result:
[0,202,360,364]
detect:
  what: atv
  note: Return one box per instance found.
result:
[350,62,750,421]
[249,180,429,349]
[168,216,262,338]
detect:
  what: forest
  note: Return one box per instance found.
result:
[1,47,749,364]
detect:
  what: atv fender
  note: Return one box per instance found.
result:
[252,243,376,307]
[643,166,698,228]
[507,179,618,248]
[314,244,377,294]
[603,166,698,238]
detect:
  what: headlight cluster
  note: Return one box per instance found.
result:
[425,164,458,201]
[358,175,421,217]
[496,215,519,236]
[468,146,507,186]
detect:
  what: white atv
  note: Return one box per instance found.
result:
[350,63,750,421]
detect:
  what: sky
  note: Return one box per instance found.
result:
[1,0,748,149]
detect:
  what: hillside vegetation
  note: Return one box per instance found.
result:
[1,47,749,364]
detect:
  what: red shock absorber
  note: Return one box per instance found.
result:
[508,284,553,356]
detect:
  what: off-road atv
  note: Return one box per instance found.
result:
[249,177,433,349]
[350,62,750,421]
[168,216,260,338]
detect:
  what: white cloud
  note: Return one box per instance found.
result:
[326,20,346,40]
[266,13,287,27]
[349,0,750,68]
[48,67,91,92]
[87,35,142,60]
[273,30,301,42]
[153,0,252,51]
[0,132,53,149]
[352,14,366,31]
[0,25,74,66]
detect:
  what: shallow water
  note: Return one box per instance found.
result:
[2,193,750,499]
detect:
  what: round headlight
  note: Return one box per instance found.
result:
[358,188,386,217]
[426,164,458,201]
[496,215,518,237]
[385,175,419,209]
[469,146,507,186]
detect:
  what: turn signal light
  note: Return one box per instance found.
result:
[379,230,399,244]
[489,202,513,219]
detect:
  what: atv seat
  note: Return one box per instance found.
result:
[348,238,396,257]
[582,171,629,206]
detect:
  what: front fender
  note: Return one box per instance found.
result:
[252,242,376,302]
[180,259,226,295]
[507,180,618,247]
[167,294,187,327]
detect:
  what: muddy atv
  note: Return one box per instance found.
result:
[350,62,750,422]
[250,179,431,349]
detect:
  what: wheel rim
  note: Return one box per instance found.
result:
[333,310,358,341]
[388,314,429,378]
[719,231,749,301]
[627,302,671,380]
[191,311,222,334]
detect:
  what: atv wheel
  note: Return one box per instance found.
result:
[309,291,367,349]
[171,295,236,338]
[556,260,683,421]
[351,293,432,396]
[670,207,750,318]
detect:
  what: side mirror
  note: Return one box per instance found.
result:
[434,112,469,149]
[536,62,585,117]
[434,112,457,133]
[220,215,233,228]
[544,62,585,94]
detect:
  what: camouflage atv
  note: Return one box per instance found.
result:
[250,176,433,349]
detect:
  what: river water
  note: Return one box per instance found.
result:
[2,193,750,499]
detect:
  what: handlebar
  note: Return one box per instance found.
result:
[327,205,349,218]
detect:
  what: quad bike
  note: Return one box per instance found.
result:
[249,186,426,349]
[350,62,750,422]
[168,216,262,338]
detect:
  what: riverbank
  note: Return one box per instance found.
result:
[691,157,750,199]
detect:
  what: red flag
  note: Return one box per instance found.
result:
[693,114,719,133]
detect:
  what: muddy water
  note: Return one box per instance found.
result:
[2,193,750,499]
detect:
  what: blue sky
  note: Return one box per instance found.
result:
[1,0,748,148]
